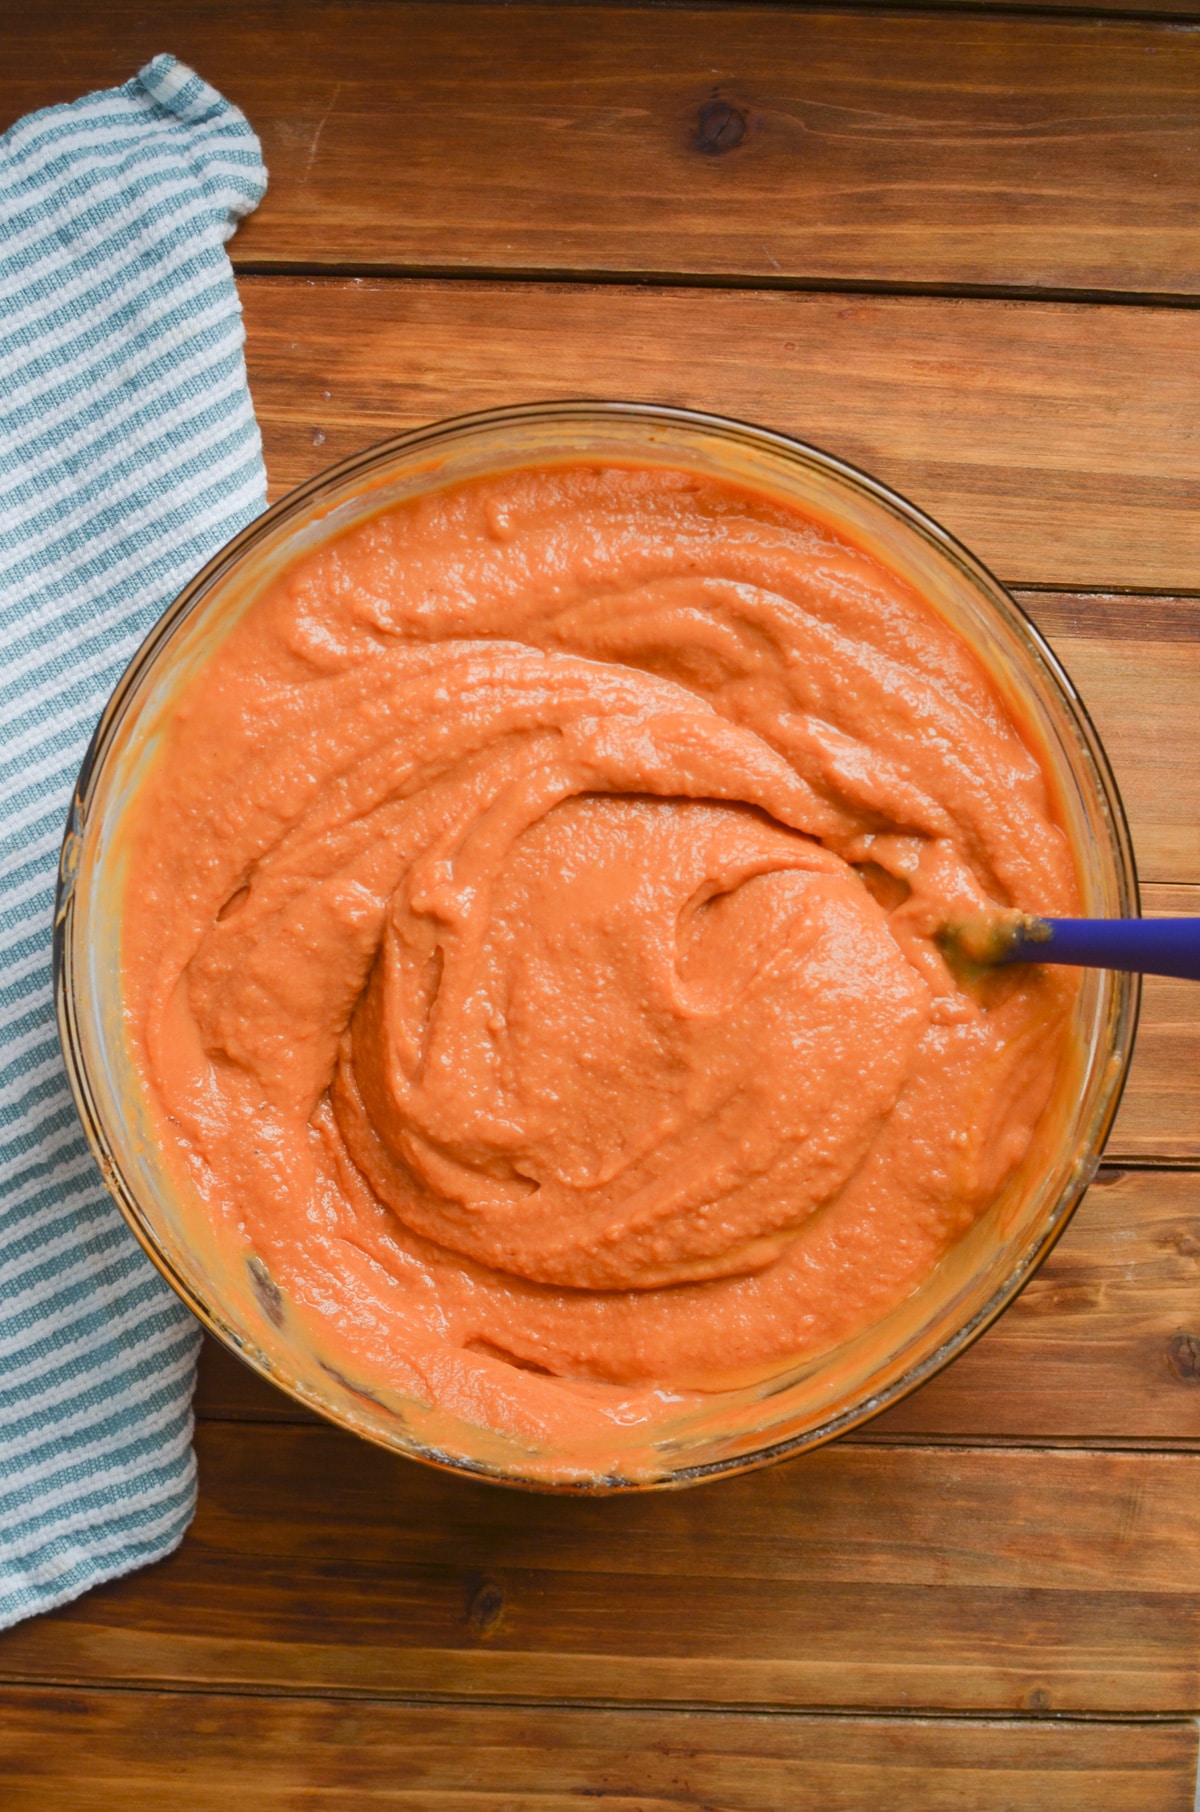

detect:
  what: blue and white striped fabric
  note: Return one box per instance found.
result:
[0,56,267,1627]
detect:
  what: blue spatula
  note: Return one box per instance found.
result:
[940,914,1200,982]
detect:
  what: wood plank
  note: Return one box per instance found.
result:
[3,1430,1200,1712]
[1,1688,1195,1812]
[1112,964,1200,1159]
[1028,604,1200,887]
[193,1166,1200,1442]
[1108,885,1200,1161]
[242,278,1200,594]
[8,5,1200,297]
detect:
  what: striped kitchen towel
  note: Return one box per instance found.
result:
[0,56,267,1627]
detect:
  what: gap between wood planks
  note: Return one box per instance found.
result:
[0,1667,1194,1730]
[232,260,1200,311]
[294,0,1200,16]
[1,1679,1191,1719]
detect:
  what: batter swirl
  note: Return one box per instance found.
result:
[123,465,1078,1463]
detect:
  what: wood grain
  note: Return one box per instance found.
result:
[6,5,1200,298]
[3,1428,1200,1712]
[1028,609,1200,888]
[873,1166,1200,1438]
[241,279,1200,595]
[1,1688,1195,1812]
[1107,887,1200,1161]
[193,1167,1200,1442]
[1112,972,1200,1160]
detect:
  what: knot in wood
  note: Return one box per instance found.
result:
[696,99,746,155]
[1167,1331,1200,1381]
[467,1576,506,1638]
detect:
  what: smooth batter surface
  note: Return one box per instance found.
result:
[122,465,1079,1468]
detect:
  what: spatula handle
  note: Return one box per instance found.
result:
[1006,917,1200,982]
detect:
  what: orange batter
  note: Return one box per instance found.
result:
[122,464,1078,1465]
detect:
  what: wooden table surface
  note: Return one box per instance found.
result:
[4,4,1200,1805]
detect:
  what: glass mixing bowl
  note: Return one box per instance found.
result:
[54,402,1139,1491]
